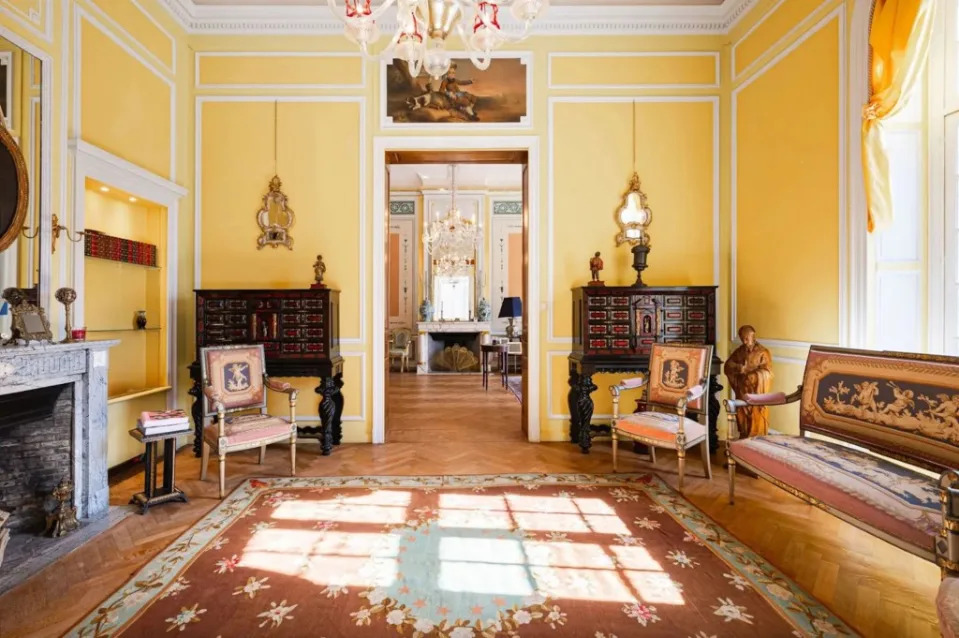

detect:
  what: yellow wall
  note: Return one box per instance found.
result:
[0,0,859,451]
[730,0,847,434]
[0,1,193,466]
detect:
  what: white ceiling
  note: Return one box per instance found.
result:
[389,164,523,191]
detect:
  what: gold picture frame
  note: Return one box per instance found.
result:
[0,113,30,252]
[2,287,52,343]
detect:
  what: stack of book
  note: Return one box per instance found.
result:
[84,230,158,267]
[138,409,190,436]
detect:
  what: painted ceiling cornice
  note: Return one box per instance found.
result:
[158,0,756,35]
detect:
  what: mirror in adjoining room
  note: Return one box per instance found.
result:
[0,36,42,340]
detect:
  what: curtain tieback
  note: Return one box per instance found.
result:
[862,102,881,121]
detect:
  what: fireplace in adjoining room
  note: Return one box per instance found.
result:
[0,383,74,534]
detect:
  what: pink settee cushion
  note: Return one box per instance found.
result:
[730,435,941,553]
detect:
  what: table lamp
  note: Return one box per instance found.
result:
[498,297,522,340]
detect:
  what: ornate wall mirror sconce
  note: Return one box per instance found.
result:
[614,173,653,287]
[256,175,294,250]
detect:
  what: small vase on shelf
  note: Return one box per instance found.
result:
[477,297,491,321]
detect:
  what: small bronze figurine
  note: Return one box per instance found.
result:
[45,478,80,538]
[311,254,327,289]
[589,251,604,285]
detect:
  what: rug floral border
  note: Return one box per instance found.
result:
[67,473,856,637]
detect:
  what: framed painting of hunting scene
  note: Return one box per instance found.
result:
[380,52,532,129]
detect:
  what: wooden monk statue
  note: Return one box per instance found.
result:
[724,325,774,437]
[589,251,604,285]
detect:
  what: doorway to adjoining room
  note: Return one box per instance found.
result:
[383,152,529,443]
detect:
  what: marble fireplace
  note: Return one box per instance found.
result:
[0,340,116,581]
[416,321,491,374]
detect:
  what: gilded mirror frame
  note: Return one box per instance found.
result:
[0,115,29,252]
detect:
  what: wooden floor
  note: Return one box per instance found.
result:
[0,376,941,637]
[387,371,523,442]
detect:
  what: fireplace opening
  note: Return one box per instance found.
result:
[0,383,74,534]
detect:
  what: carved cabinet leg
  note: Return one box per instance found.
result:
[188,377,204,458]
[316,376,337,456]
[567,371,581,444]
[708,374,723,455]
[332,372,345,446]
[576,374,597,454]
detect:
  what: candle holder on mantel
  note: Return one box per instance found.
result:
[55,287,77,343]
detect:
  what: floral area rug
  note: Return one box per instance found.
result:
[68,474,856,637]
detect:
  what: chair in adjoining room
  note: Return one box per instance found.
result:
[199,344,297,498]
[609,342,714,491]
[389,326,413,373]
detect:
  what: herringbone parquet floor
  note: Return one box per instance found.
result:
[0,375,942,637]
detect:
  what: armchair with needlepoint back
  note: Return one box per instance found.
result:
[609,343,714,491]
[200,344,297,498]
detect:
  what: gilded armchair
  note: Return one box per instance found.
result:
[389,327,413,373]
[610,343,714,491]
[200,344,297,498]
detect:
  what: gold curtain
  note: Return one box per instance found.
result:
[862,0,934,232]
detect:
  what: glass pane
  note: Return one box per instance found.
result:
[878,129,922,261]
[876,272,921,351]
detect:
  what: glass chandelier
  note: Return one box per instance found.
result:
[425,165,479,276]
[326,0,549,78]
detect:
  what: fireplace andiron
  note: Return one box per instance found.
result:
[44,478,80,538]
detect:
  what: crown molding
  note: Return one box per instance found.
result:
[159,0,757,35]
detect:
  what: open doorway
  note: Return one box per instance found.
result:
[383,150,529,443]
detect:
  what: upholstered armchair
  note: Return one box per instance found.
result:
[609,343,714,491]
[389,327,413,373]
[199,344,297,498]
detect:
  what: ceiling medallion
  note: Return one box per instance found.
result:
[327,0,549,78]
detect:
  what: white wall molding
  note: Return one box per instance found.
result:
[730,7,846,347]
[0,0,53,43]
[158,0,758,35]
[730,0,834,84]
[78,0,177,77]
[193,95,367,345]
[195,51,366,90]
[74,5,177,181]
[373,135,541,444]
[548,51,721,90]
[68,139,188,405]
[547,95,721,345]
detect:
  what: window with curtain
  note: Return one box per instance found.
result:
[943,0,959,354]
[867,85,927,352]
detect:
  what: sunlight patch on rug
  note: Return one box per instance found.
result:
[67,474,857,637]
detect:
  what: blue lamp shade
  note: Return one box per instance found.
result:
[498,297,522,319]
[0,301,8,316]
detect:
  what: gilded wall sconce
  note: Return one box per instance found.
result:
[256,175,295,250]
[614,172,653,287]
[24,213,85,253]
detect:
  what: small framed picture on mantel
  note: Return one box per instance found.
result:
[380,51,532,130]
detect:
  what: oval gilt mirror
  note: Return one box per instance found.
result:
[0,115,28,252]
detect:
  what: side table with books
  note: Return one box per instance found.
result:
[130,410,191,514]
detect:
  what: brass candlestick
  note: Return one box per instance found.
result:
[45,478,79,538]
[55,287,76,343]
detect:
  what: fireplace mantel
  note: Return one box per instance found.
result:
[0,340,117,521]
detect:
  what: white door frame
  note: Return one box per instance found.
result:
[372,135,541,444]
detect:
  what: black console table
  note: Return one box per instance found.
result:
[569,284,723,454]
[188,288,344,456]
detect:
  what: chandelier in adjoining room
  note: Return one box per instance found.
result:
[424,165,479,276]
[326,0,549,78]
